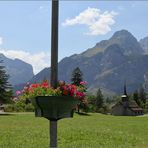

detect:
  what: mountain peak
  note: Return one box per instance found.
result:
[110,29,143,55]
[83,29,143,57]
[112,29,133,38]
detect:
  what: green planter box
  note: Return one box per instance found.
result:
[32,96,78,121]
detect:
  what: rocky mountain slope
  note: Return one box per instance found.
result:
[29,30,148,95]
[0,54,34,86]
[140,37,148,54]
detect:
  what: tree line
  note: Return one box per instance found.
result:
[0,63,148,114]
[71,67,148,114]
[0,60,12,104]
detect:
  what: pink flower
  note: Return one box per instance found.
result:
[76,91,85,98]
[16,90,21,95]
[70,89,75,97]
[30,84,40,88]
[19,80,87,104]
[41,81,49,89]
[28,88,34,93]
[80,81,87,85]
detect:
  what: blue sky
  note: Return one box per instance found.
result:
[0,1,148,74]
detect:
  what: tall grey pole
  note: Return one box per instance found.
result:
[50,120,57,148]
[51,0,59,89]
[50,0,59,148]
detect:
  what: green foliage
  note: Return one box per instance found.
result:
[25,103,35,112]
[71,67,88,113]
[132,87,147,109]
[95,88,104,112]
[0,113,148,148]
[4,104,14,112]
[77,102,89,113]
[133,90,140,105]
[87,94,96,112]
[0,60,12,103]
[139,87,146,108]
[144,108,148,114]
[106,97,111,104]
[71,67,83,86]
[145,100,148,109]
[86,90,110,114]
[4,99,34,112]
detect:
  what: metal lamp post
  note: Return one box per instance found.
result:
[27,0,78,147]
[50,0,59,148]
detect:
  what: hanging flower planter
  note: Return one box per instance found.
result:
[17,80,87,120]
[32,96,78,120]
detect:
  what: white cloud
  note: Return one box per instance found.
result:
[0,37,3,45]
[62,7,118,36]
[0,49,50,74]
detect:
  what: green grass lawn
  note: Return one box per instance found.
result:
[0,113,148,148]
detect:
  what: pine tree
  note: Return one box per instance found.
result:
[95,88,104,112]
[0,60,12,104]
[71,67,83,86]
[139,87,146,108]
[71,67,84,113]
[133,90,141,107]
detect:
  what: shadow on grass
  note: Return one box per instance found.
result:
[76,112,91,116]
[0,112,14,116]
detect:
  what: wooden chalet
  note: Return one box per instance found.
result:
[111,84,143,116]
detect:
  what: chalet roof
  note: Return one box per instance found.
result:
[128,101,143,111]
[128,101,140,108]
[131,108,143,111]
[112,100,143,112]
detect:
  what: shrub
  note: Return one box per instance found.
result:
[4,100,34,112]
[144,108,148,114]
[4,104,14,112]
[25,103,34,112]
